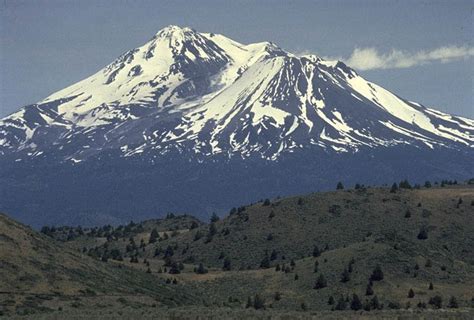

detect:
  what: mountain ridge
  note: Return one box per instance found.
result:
[1,25,472,163]
[0,25,473,227]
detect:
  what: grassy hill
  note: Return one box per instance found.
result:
[0,213,200,317]
[2,183,474,318]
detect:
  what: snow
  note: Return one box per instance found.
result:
[1,25,473,161]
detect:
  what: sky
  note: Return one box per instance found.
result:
[0,0,473,118]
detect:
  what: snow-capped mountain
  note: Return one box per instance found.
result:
[1,25,472,162]
[1,26,473,227]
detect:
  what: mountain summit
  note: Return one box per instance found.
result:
[1,26,473,226]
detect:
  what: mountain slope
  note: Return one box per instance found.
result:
[0,25,473,226]
[0,25,472,162]
[0,212,199,315]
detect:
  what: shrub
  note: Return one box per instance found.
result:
[428,295,442,309]
[195,263,208,274]
[335,296,346,310]
[417,227,428,240]
[448,296,458,308]
[370,265,384,281]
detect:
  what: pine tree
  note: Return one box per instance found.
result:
[365,282,374,296]
[408,288,415,298]
[390,183,398,193]
[223,257,231,271]
[371,295,380,310]
[336,182,344,190]
[253,294,265,310]
[328,296,335,305]
[195,263,208,274]
[260,254,270,269]
[263,199,271,206]
[149,228,159,244]
[341,268,351,283]
[274,292,282,301]
[350,294,362,310]
[210,212,220,223]
[417,227,428,240]
[270,249,278,261]
[429,282,434,290]
[314,274,327,289]
[370,265,384,281]
[312,245,321,257]
[246,296,252,308]
[313,260,319,273]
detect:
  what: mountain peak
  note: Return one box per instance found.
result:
[153,25,196,39]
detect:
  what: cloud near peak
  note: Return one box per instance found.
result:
[343,45,474,71]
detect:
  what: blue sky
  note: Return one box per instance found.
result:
[1,0,472,117]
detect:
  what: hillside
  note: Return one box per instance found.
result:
[24,183,474,318]
[0,213,200,317]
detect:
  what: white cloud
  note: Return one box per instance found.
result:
[343,45,474,71]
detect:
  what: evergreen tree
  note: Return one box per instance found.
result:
[350,294,362,310]
[312,245,321,257]
[195,263,208,274]
[223,257,231,271]
[429,282,434,290]
[210,212,220,223]
[405,209,411,218]
[274,292,282,301]
[328,296,335,305]
[399,179,412,189]
[390,183,398,193]
[417,227,428,240]
[408,288,415,298]
[260,254,270,269]
[300,302,307,311]
[371,295,380,310]
[365,282,374,296]
[253,294,265,310]
[270,249,278,261]
[263,199,271,206]
[341,268,351,283]
[424,181,432,188]
[246,296,253,308]
[314,274,327,289]
[169,262,181,274]
[268,211,275,219]
[149,228,159,244]
[313,260,319,273]
[336,182,344,190]
[370,265,384,281]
